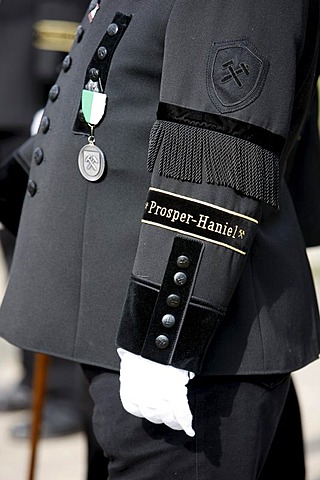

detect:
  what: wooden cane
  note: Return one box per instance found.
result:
[28,353,50,480]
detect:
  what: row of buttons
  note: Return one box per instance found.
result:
[28,25,73,197]
[28,18,124,197]
[77,25,119,125]
[28,75,58,196]
[62,20,119,75]
[155,255,191,350]
[61,23,85,76]
[28,20,87,198]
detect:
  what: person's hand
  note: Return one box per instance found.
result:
[117,348,195,436]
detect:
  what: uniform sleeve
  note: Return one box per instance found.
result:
[116,0,312,373]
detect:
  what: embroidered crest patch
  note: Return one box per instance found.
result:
[207,40,269,113]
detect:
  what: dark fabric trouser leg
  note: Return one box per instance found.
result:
[82,367,301,480]
[258,378,305,479]
[79,367,110,480]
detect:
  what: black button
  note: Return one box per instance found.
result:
[89,68,99,81]
[76,25,84,42]
[33,147,43,165]
[78,109,85,123]
[166,294,181,308]
[161,314,176,329]
[107,23,119,36]
[177,255,190,269]
[155,335,169,349]
[62,54,72,72]
[40,116,50,133]
[48,84,60,102]
[174,272,187,286]
[97,46,107,60]
[27,180,37,197]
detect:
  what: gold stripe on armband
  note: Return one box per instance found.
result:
[142,188,259,255]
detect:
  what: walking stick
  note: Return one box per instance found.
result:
[28,353,50,480]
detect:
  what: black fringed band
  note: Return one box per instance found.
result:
[148,104,282,208]
[157,103,285,155]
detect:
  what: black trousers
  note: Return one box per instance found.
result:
[82,367,305,480]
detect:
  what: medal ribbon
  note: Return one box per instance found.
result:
[81,90,107,126]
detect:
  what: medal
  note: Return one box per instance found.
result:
[78,77,107,182]
[78,140,106,182]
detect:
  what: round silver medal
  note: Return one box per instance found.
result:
[78,143,106,182]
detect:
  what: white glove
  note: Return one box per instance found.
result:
[117,348,195,437]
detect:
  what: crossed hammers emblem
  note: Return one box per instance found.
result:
[85,154,99,171]
[220,60,250,88]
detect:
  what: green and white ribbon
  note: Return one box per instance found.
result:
[81,89,107,126]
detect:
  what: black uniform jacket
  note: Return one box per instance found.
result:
[0,0,320,375]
